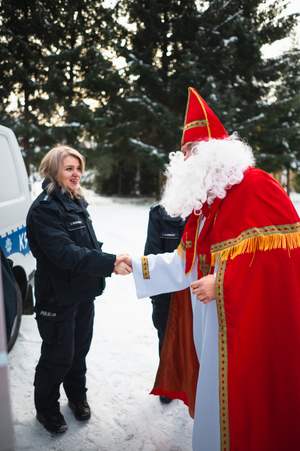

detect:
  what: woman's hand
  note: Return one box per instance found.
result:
[114,254,132,275]
[190,275,215,304]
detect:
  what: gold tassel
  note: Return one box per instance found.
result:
[211,231,300,266]
[177,243,186,261]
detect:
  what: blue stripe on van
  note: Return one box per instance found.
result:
[0,225,30,258]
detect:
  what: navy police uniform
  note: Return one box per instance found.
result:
[26,179,116,417]
[144,204,188,354]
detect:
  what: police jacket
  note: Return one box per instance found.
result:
[144,204,188,304]
[26,179,116,306]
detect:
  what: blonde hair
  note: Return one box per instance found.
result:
[39,145,86,199]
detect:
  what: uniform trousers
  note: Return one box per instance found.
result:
[34,300,94,416]
[151,297,171,355]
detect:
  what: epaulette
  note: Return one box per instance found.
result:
[150,203,161,211]
[40,194,52,203]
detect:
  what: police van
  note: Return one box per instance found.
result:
[0,125,35,352]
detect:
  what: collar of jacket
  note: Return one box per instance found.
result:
[42,178,88,213]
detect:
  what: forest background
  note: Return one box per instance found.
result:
[1,0,300,196]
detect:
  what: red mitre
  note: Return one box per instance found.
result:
[181,87,228,146]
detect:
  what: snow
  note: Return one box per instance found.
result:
[129,138,165,158]
[7,189,194,451]
[223,36,238,47]
[7,186,300,450]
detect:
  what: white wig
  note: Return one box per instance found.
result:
[161,132,255,219]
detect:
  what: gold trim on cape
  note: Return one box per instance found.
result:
[216,259,230,451]
[211,223,300,265]
[198,254,211,277]
[185,215,201,276]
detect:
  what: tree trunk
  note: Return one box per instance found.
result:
[118,165,122,196]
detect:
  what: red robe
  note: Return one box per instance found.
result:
[151,167,300,451]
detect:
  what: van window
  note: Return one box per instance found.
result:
[0,135,21,203]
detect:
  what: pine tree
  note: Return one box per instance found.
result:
[0,0,54,169]
[1,0,299,194]
[103,0,300,195]
[253,39,300,193]
[0,0,124,170]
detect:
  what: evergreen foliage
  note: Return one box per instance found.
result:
[0,0,299,195]
[115,0,300,194]
[0,0,123,169]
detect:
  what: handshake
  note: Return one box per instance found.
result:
[114,254,132,275]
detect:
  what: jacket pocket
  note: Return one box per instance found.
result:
[35,273,53,301]
[160,231,180,240]
[65,218,86,231]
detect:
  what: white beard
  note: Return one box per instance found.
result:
[160,133,255,219]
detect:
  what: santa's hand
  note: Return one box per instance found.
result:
[115,254,132,267]
[191,275,215,304]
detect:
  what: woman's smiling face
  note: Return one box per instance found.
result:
[58,155,82,192]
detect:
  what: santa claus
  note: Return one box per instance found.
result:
[128,87,300,451]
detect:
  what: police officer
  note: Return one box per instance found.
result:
[144,204,188,403]
[26,145,130,434]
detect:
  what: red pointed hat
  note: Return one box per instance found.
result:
[181,87,228,146]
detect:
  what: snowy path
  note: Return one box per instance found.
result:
[8,190,300,451]
[8,193,194,451]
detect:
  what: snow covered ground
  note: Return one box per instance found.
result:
[7,186,300,451]
[7,189,194,451]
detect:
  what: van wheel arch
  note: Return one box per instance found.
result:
[12,266,27,300]
[7,280,22,353]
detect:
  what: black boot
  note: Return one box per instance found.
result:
[159,395,173,404]
[68,400,91,421]
[36,412,68,434]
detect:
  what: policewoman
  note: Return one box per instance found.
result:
[26,146,130,434]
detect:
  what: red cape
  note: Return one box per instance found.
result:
[151,288,199,418]
[151,168,300,450]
